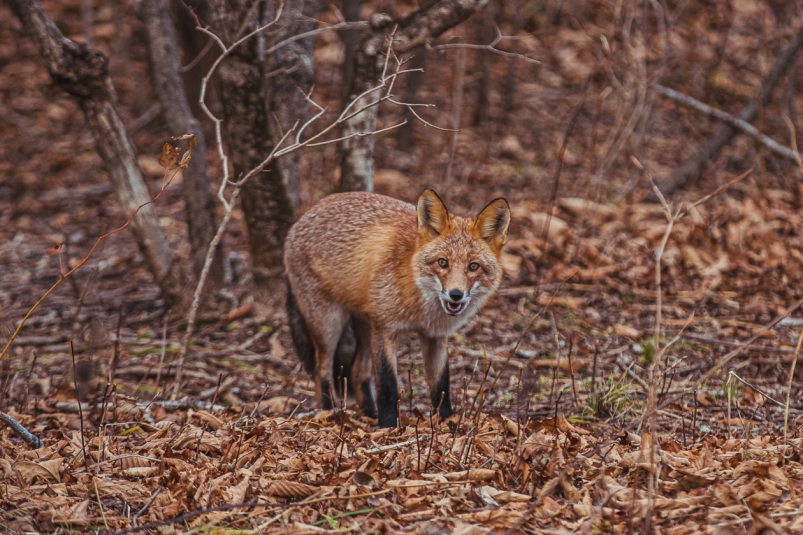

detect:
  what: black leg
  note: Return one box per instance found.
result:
[431,361,453,419]
[376,347,399,427]
[333,317,356,398]
[360,379,377,419]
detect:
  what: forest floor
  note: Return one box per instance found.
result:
[4,0,803,534]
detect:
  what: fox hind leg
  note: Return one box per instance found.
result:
[333,318,356,399]
[350,317,376,418]
[286,281,350,410]
[310,305,350,410]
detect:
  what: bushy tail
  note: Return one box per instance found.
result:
[286,281,355,395]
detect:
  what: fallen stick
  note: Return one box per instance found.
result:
[658,26,803,195]
[654,84,802,162]
[53,397,225,414]
[0,411,43,449]
[360,434,430,456]
[682,332,796,353]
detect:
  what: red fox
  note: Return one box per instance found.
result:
[284,190,510,427]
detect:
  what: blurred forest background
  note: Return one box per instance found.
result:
[5,0,803,532]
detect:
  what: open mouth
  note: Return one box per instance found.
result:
[443,300,466,315]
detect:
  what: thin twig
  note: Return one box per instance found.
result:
[697,297,803,387]
[93,478,109,529]
[70,341,90,474]
[133,485,162,526]
[633,155,743,532]
[264,20,369,55]
[785,114,803,175]
[728,371,785,407]
[154,313,168,395]
[427,24,539,63]
[785,330,803,452]
[361,434,430,455]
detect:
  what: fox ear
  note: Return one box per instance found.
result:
[472,198,511,253]
[417,189,451,240]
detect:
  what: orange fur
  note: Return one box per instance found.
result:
[284,190,510,426]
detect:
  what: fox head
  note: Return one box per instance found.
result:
[414,190,511,316]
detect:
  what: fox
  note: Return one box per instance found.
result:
[284,189,511,427]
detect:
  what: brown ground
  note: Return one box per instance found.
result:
[2,0,803,533]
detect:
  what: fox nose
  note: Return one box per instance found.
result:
[448,289,464,301]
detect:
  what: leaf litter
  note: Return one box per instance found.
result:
[7,173,803,533]
[4,0,803,533]
[3,398,803,533]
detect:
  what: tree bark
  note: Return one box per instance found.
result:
[269,0,322,216]
[169,0,217,124]
[658,25,803,196]
[8,0,185,308]
[501,0,520,116]
[472,4,495,126]
[135,0,224,288]
[339,0,490,192]
[207,0,294,302]
[340,0,363,100]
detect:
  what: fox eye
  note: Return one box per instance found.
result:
[437,258,448,268]
[468,262,480,272]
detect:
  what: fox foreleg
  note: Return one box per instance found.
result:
[421,335,453,419]
[374,331,400,428]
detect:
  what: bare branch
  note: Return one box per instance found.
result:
[686,168,752,210]
[305,120,407,147]
[389,99,456,131]
[654,84,803,163]
[196,6,284,207]
[264,20,369,55]
[180,35,215,72]
[428,24,539,63]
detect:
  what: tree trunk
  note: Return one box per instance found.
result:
[339,0,490,192]
[501,0,521,116]
[135,0,224,289]
[207,0,294,305]
[340,0,363,100]
[472,4,495,126]
[169,0,217,125]
[8,0,185,308]
[269,0,322,216]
